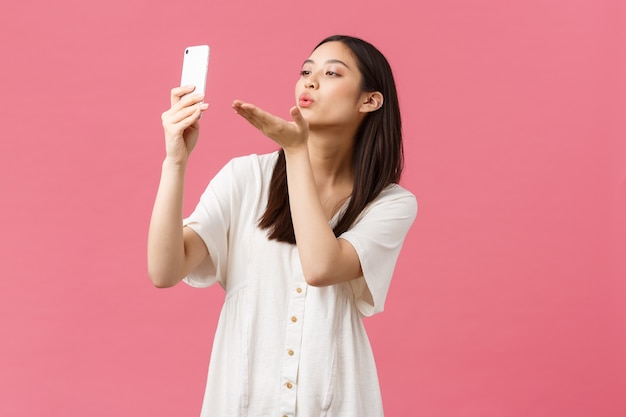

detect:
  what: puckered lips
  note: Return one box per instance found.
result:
[298,93,315,108]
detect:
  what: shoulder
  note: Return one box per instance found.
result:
[341,183,417,235]
[198,152,280,215]
[378,183,416,202]
[368,183,418,216]
[207,152,280,206]
[345,183,418,229]
[221,151,279,178]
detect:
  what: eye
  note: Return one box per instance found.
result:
[300,70,311,76]
[326,71,338,76]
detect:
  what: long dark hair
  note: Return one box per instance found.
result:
[259,35,404,244]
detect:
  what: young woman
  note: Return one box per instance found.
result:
[148,35,417,417]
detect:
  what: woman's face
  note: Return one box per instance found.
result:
[295,41,368,130]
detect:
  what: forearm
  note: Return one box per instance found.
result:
[284,149,360,286]
[147,159,188,287]
[231,101,361,284]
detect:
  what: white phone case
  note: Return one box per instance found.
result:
[180,45,210,97]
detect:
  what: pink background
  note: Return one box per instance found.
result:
[1,0,625,416]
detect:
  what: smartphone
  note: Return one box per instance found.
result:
[180,45,210,97]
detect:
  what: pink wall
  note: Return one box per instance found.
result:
[1,0,624,416]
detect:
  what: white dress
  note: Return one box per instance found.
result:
[183,152,417,417]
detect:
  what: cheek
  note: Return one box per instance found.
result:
[334,80,363,100]
[294,81,302,100]
[329,85,364,111]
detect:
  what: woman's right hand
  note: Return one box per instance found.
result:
[161,86,209,164]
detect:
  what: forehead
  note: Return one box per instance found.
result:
[306,41,357,67]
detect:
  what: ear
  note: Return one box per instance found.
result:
[359,91,384,113]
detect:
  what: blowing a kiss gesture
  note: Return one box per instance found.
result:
[231,96,363,287]
[232,101,309,153]
[226,40,389,287]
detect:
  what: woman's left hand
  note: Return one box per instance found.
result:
[233,100,309,152]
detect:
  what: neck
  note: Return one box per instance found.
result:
[306,130,354,188]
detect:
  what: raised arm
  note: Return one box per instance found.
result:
[282,145,363,286]
[147,87,210,288]
[232,101,362,287]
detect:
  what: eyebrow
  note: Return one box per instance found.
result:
[302,59,351,70]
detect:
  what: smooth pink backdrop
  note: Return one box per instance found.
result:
[1,0,624,416]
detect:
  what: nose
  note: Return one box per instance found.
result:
[305,78,318,89]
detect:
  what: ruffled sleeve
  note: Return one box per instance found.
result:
[182,160,236,288]
[339,185,417,316]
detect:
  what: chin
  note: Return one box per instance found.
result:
[298,108,314,123]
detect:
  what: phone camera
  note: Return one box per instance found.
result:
[185,49,189,54]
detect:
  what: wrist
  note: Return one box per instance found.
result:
[283,144,309,159]
[162,156,188,171]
